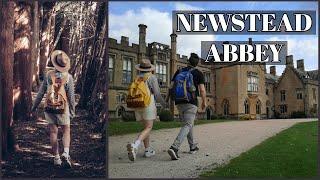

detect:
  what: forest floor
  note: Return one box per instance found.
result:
[1,109,106,178]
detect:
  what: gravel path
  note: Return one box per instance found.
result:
[109,119,316,178]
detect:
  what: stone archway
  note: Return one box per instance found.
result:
[266,100,271,118]
[221,99,230,116]
[206,106,213,120]
[116,106,125,118]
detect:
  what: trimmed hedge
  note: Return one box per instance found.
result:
[121,112,136,122]
[159,109,174,122]
[239,114,251,120]
[210,114,228,120]
[291,111,306,118]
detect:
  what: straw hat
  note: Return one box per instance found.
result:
[50,50,70,72]
[135,59,155,72]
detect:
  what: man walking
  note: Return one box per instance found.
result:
[167,53,207,160]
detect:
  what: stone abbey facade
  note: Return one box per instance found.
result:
[108,24,318,120]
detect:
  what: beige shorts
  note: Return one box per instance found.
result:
[134,95,157,121]
[44,105,70,125]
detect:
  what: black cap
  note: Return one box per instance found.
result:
[188,53,199,67]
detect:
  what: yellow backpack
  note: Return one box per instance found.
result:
[126,73,151,108]
[45,70,68,114]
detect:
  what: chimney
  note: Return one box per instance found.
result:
[120,36,129,46]
[138,24,147,63]
[270,66,276,76]
[297,59,305,71]
[286,55,294,67]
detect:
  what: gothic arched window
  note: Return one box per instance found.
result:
[244,99,250,114]
[256,100,261,114]
[222,99,229,115]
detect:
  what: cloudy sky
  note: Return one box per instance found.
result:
[109,1,318,75]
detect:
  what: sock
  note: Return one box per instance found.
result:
[54,154,60,159]
[64,148,70,155]
[133,140,141,149]
[145,146,152,152]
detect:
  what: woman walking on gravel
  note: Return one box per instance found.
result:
[126,59,167,162]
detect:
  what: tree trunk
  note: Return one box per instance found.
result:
[101,8,108,141]
[49,7,56,53]
[78,2,106,108]
[0,67,2,159]
[0,0,15,159]
[51,16,67,53]
[39,2,55,81]
[60,17,71,55]
[14,2,32,121]
[31,1,40,91]
[0,67,2,158]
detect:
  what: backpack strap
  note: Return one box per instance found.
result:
[60,73,68,85]
[142,72,152,81]
[188,67,195,72]
[48,71,68,86]
[187,67,196,99]
[143,72,153,94]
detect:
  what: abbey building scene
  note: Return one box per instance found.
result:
[108,24,318,120]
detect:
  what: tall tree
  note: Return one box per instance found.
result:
[0,0,15,158]
[60,17,71,55]
[14,2,32,121]
[39,2,55,81]
[31,1,40,90]
[0,68,2,151]
[78,2,106,109]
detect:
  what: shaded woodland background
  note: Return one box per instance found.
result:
[1,1,107,177]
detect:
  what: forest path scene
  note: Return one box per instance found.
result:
[1,1,107,178]
[1,110,106,178]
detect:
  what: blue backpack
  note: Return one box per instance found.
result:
[171,68,196,103]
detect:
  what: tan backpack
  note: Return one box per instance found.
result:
[45,70,68,114]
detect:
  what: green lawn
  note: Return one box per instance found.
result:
[201,121,318,178]
[108,119,231,136]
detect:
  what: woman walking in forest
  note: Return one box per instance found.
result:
[126,59,167,162]
[31,50,75,168]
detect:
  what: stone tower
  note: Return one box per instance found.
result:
[138,24,147,63]
[170,32,177,115]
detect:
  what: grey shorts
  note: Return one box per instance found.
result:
[44,105,70,125]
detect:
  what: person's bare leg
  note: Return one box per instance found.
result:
[143,134,150,149]
[132,120,153,149]
[49,124,59,155]
[61,124,72,168]
[127,120,154,161]
[137,120,153,143]
[61,125,71,154]
[141,120,152,149]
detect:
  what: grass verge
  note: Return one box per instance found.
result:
[109,119,231,136]
[201,121,318,178]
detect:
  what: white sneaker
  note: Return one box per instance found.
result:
[61,152,72,168]
[144,148,155,158]
[54,156,62,166]
[127,143,137,161]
